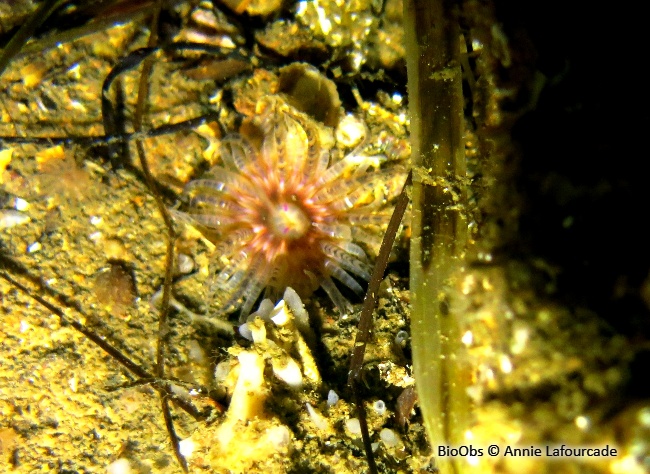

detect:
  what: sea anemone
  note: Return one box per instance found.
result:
[177,97,404,319]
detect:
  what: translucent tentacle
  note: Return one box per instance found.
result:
[300,120,327,177]
[319,275,353,316]
[170,209,199,228]
[189,194,241,213]
[220,136,257,172]
[214,228,254,256]
[213,276,248,315]
[186,213,236,229]
[324,174,389,210]
[324,260,364,296]
[312,222,352,240]
[333,241,368,260]
[311,154,364,191]
[320,242,372,281]
[213,254,264,315]
[261,119,285,170]
[343,211,394,226]
[210,254,252,316]
[238,263,272,322]
[184,169,241,195]
[265,259,287,292]
[239,257,272,322]
[288,123,315,191]
[204,165,241,183]
[351,227,383,255]
[281,116,309,168]
[212,250,250,288]
[262,285,282,303]
[214,267,247,297]
[311,162,383,204]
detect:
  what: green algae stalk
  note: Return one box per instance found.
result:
[404,0,472,472]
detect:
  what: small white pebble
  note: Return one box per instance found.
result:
[267,425,292,449]
[106,458,132,474]
[574,415,590,430]
[238,323,253,341]
[0,209,30,229]
[14,197,29,211]
[372,400,387,416]
[394,330,409,346]
[273,357,303,388]
[179,437,195,458]
[345,418,361,436]
[510,326,529,355]
[68,375,78,393]
[327,389,339,407]
[306,403,330,431]
[176,253,194,274]
[170,383,190,399]
[27,241,41,253]
[336,114,366,148]
[499,354,513,374]
[380,428,401,447]
[90,215,102,225]
[191,8,219,29]
[19,320,30,333]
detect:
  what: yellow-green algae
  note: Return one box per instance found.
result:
[405,0,473,472]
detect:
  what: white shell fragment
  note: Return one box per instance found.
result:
[250,299,274,321]
[336,114,366,148]
[270,299,291,326]
[272,356,303,389]
[242,289,322,389]
[345,418,361,436]
[0,209,30,229]
[178,437,196,458]
[394,330,409,346]
[229,351,267,421]
[27,241,41,253]
[267,425,292,449]
[327,389,339,407]
[201,287,322,469]
[176,253,195,274]
[106,458,132,474]
[380,428,401,447]
[238,322,254,341]
[214,360,232,384]
[283,286,310,333]
[14,197,29,211]
[249,318,267,344]
[306,402,331,432]
[372,399,387,416]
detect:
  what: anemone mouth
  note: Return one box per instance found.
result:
[267,201,311,240]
